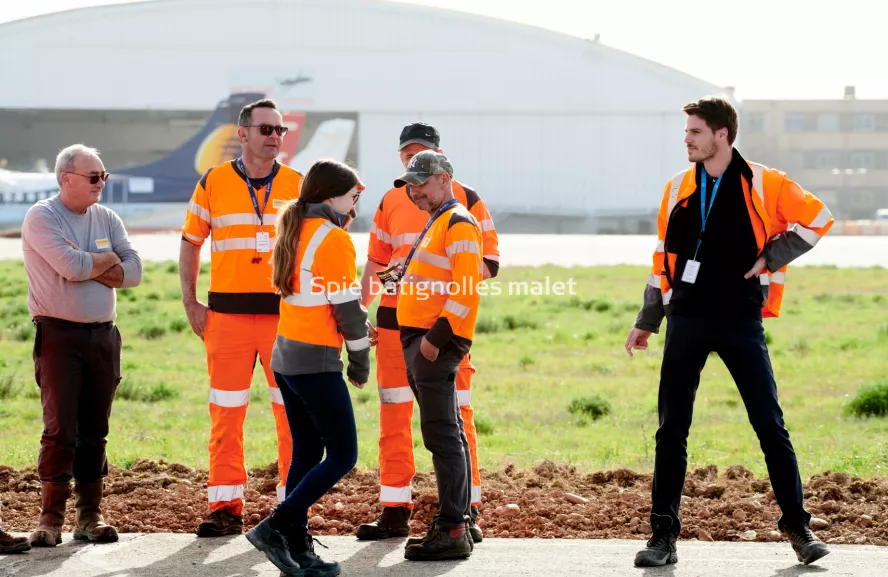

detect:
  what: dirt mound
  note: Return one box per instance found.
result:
[1,462,886,545]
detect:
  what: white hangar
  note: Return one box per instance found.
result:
[0,0,725,232]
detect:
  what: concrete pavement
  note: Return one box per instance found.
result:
[0,533,883,577]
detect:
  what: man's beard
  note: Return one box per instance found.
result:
[689,141,717,162]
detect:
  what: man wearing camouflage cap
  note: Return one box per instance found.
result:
[358,123,499,545]
[389,150,483,561]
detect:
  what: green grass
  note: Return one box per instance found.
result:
[1,261,887,479]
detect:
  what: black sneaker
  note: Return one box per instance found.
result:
[405,523,472,561]
[196,510,243,537]
[785,524,830,565]
[288,529,341,577]
[634,515,678,567]
[356,506,410,540]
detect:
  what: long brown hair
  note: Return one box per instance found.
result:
[271,159,360,297]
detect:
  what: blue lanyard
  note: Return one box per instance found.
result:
[696,167,723,255]
[400,197,460,277]
[237,158,274,226]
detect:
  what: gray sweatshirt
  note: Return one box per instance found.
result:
[22,194,143,323]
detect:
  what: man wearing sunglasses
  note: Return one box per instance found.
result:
[180,98,304,537]
[21,144,143,548]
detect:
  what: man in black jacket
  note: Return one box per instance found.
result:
[626,96,832,567]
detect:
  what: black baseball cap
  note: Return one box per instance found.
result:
[398,122,440,151]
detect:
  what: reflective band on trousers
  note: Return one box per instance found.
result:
[380,485,412,503]
[471,485,481,504]
[208,484,245,503]
[378,386,415,404]
[269,387,284,405]
[457,389,471,406]
[276,486,286,503]
[209,388,250,408]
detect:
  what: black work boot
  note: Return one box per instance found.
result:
[196,509,243,537]
[785,523,830,565]
[356,506,410,540]
[245,511,300,575]
[406,515,439,546]
[287,528,341,577]
[634,514,678,567]
[468,505,483,543]
[405,522,472,561]
[0,527,30,554]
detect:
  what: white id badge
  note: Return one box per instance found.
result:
[681,260,701,284]
[256,232,271,253]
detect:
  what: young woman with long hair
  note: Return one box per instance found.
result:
[246,159,374,577]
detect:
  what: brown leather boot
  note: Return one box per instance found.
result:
[29,481,69,547]
[0,526,31,553]
[72,479,118,543]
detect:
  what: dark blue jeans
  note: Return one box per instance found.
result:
[273,371,358,528]
[651,316,811,535]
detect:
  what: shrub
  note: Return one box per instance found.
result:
[502,315,539,331]
[169,318,189,333]
[568,394,612,421]
[116,379,179,403]
[12,324,35,342]
[138,323,167,340]
[475,317,502,334]
[474,415,495,436]
[0,374,18,400]
[846,382,888,418]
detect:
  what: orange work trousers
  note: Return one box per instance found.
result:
[376,327,481,509]
[204,311,292,516]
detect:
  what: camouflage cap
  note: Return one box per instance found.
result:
[393,150,453,188]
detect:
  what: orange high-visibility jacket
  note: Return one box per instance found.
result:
[369,181,498,330]
[396,202,483,352]
[635,151,834,333]
[182,159,303,314]
[270,203,371,383]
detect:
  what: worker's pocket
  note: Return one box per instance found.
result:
[33,322,42,358]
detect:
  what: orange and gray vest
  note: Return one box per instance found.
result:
[270,203,370,383]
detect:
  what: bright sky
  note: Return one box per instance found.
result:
[2,0,884,100]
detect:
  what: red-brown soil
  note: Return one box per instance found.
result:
[2,461,886,545]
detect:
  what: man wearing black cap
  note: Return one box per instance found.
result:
[356,123,499,543]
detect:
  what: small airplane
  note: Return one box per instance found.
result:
[0,92,356,232]
[278,74,312,87]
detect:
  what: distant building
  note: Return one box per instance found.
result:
[0,0,723,233]
[740,87,888,220]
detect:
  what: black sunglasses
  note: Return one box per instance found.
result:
[65,171,110,184]
[242,124,289,137]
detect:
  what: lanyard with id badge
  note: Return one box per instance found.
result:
[376,197,460,294]
[238,158,274,264]
[681,168,723,284]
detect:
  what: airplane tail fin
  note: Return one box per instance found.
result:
[288,118,357,174]
[109,92,264,202]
